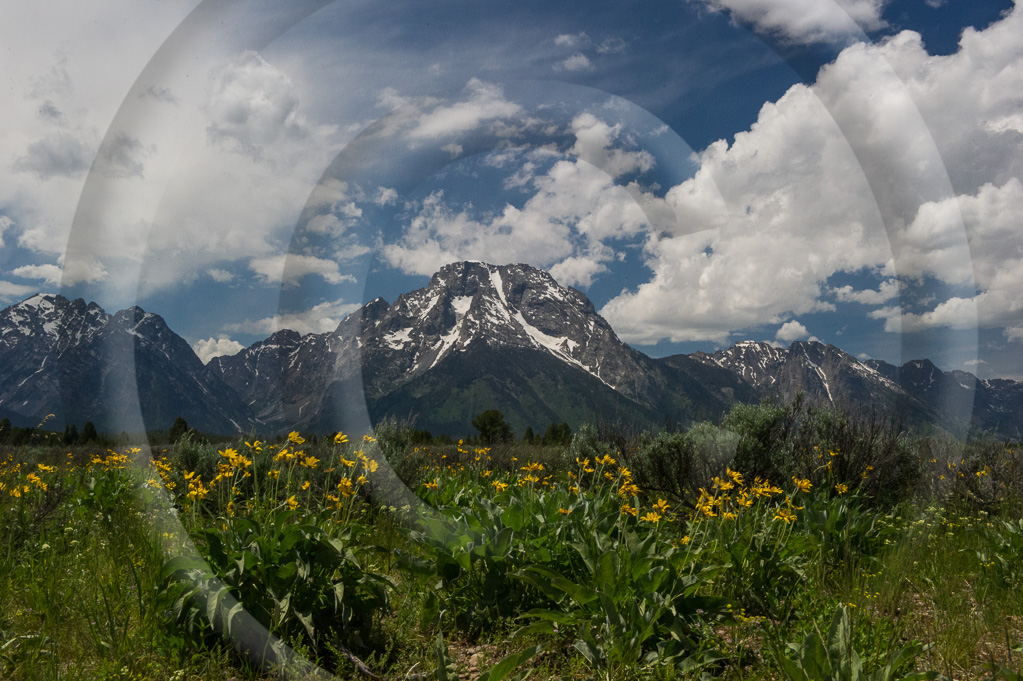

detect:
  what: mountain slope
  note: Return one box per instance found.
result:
[213,261,752,433]
[0,294,253,433]
[5,264,1022,438]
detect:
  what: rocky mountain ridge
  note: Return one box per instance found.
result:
[2,263,1021,438]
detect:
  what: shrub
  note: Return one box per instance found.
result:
[627,426,738,504]
[721,399,795,482]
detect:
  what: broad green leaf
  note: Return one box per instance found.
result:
[478,645,540,681]
[224,601,245,638]
[519,609,577,625]
[161,555,209,580]
[277,561,298,583]
[501,504,524,533]
[488,526,515,558]
[206,585,229,630]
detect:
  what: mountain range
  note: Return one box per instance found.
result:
[1,261,1020,439]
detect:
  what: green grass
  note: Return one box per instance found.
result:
[1,411,1021,681]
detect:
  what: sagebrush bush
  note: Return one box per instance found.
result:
[627,425,739,503]
[721,399,795,482]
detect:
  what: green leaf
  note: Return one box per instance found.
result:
[203,531,229,568]
[223,601,245,638]
[478,645,540,681]
[294,609,316,644]
[206,584,229,629]
[514,567,596,607]
[235,549,257,577]
[277,561,298,583]
[488,526,515,558]
[420,591,440,630]
[595,551,620,589]
[161,555,209,580]
[598,592,625,632]
[799,633,831,681]
[573,638,602,666]
[872,642,929,681]
[519,609,576,625]
[434,633,457,681]
[501,504,524,533]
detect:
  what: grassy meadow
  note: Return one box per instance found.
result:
[1,402,1022,680]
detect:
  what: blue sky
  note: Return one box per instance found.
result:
[1,0,1021,379]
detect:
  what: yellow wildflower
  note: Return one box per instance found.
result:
[640,511,662,523]
[774,507,797,524]
[288,431,305,445]
[712,476,735,491]
[618,482,641,497]
[492,481,508,493]
[793,477,813,493]
[338,478,355,497]
[286,495,299,510]
[334,431,349,445]
[835,483,849,495]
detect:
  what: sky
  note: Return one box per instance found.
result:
[1,0,1021,379]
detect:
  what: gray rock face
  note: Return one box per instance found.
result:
[4,264,1022,438]
[212,261,750,434]
[689,340,1023,437]
[0,294,252,433]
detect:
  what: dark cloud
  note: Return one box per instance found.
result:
[139,85,179,104]
[13,132,93,179]
[95,131,150,179]
[37,100,64,123]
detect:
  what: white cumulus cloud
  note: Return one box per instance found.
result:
[224,299,361,336]
[10,264,63,286]
[560,54,593,72]
[407,78,523,140]
[776,320,817,342]
[603,4,1023,345]
[192,336,244,364]
[249,254,355,287]
[0,281,37,302]
[699,0,888,45]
